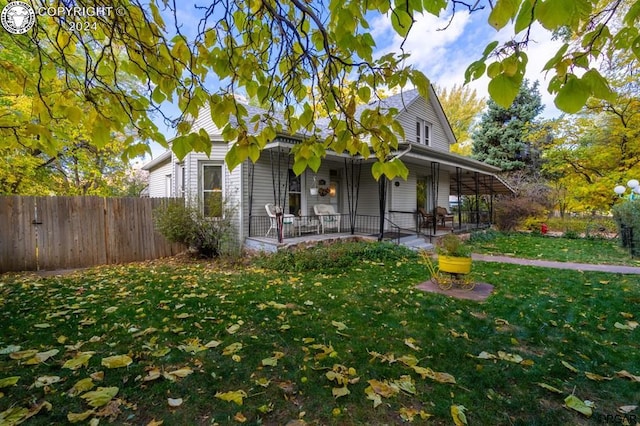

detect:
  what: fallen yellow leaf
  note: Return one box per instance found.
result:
[404,338,421,351]
[332,386,350,398]
[67,410,95,423]
[222,342,243,356]
[25,349,59,365]
[34,375,61,388]
[63,352,94,370]
[9,349,37,360]
[331,320,348,331]
[451,405,468,425]
[412,366,456,384]
[101,355,133,369]
[616,370,640,382]
[561,360,579,373]
[215,390,247,405]
[0,377,19,388]
[80,387,119,408]
[68,378,95,396]
[537,382,563,394]
[564,394,593,417]
[585,372,613,381]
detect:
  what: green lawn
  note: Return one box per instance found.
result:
[468,231,637,265]
[1,242,639,425]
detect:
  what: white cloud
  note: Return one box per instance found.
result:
[372,9,565,118]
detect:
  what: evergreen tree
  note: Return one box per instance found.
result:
[472,80,544,171]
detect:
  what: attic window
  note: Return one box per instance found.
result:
[416,119,431,146]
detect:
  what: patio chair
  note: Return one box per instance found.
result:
[313,204,341,234]
[265,203,295,237]
[418,207,434,229]
[436,206,454,227]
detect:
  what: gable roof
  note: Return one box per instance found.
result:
[354,87,457,145]
[141,150,171,171]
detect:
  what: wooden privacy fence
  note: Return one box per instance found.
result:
[0,196,185,273]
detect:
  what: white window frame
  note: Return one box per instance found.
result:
[179,164,185,198]
[416,118,432,146]
[424,122,431,146]
[200,162,224,217]
[288,168,303,216]
[165,174,172,197]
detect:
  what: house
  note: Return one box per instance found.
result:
[143,87,513,250]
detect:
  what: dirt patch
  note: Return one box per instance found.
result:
[416,279,494,301]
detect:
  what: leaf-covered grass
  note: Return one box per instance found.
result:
[469,231,637,265]
[1,242,639,425]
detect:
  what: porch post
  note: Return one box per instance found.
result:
[248,161,255,237]
[489,176,495,225]
[378,175,387,241]
[474,172,480,227]
[344,158,362,234]
[269,148,290,243]
[456,167,462,230]
[430,162,440,235]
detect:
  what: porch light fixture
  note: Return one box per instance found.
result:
[329,182,336,197]
[310,176,318,196]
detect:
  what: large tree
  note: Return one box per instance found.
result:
[471,79,544,171]
[0,31,147,195]
[1,0,637,179]
[435,84,485,155]
[542,50,640,212]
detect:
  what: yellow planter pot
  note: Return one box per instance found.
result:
[438,255,472,274]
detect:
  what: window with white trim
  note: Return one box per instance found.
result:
[165,174,172,197]
[288,169,301,215]
[201,163,223,217]
[416,118,432,146]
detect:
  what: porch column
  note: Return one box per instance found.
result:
[378,175,387,241]
[247,161,255,237]
[430,162,440,235]
[344,158,362,234]
[474,172,480,227]
[269,148,290,243]
[456,167,462,230]
[489,176,495,225]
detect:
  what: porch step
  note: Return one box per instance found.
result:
[398,235,434,252]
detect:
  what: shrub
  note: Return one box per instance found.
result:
[436,234,471,257]
[563,229,580,239]
[612,201,640,255]
[154,198,240,258]
[254,241,417,272]
[544,216,617,235]
[494,196,545,231]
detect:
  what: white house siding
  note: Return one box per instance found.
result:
[147,160,173,197]
[437,170,451,208]
[189,105,221,135]
[395,96,452,151]
[180,142,245,237]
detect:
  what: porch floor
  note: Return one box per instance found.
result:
[244,232,377,252]
[243,228,461,253]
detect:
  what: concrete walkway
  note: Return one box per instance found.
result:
[472,253,640,275]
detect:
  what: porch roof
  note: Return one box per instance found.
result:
[263,139,515,196]
[397,143,515,195]
[451,171,514,195]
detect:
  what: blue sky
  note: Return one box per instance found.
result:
[143,2,564,160]
[368,4,564,117]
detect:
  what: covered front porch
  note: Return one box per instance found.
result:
[242,139,513,250]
